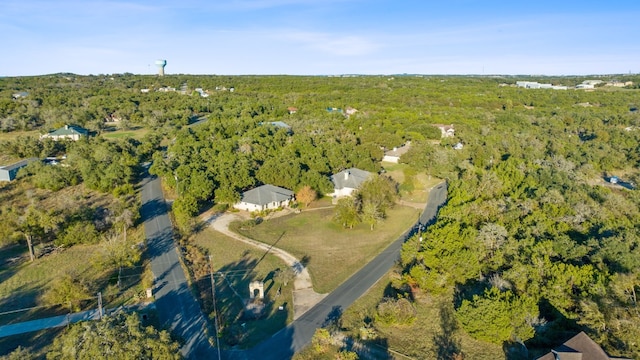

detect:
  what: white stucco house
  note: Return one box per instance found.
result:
[382,142,411,163]
[432,124,455,138]
[234,184,295,212]
[40,125,89,141]
[328,168,372,199]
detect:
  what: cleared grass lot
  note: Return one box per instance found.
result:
[101,127,149,140]
[232,204,420,294]
[193,227,294,348]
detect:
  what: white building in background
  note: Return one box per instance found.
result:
[328,168,372,199]
[382,142,411,163]
[516,81,567,90]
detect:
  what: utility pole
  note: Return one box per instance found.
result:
[209,255,222,360]
[416,211,423,251]
[97,292,103,319]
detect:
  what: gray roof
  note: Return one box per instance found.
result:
[269,121,291,129]
[259,121,292,130]
[0,158,38,171]
[384,143,411,158]
[331,168,372,190]
[240,184,294,206]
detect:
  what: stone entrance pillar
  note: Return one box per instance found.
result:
[249,281,264,299]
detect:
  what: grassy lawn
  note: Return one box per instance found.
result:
[193,227,294,348]
[101,127,149,140]
[0,130,39,142]
[0,240,150,324]
[232,205,420,293]
[382,163,442,203]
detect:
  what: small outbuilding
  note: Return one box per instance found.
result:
[0,158,38,182]
[234,184,295,212]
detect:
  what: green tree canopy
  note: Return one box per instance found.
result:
[47,312,181,360]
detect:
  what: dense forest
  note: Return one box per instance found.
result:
[1,73,639,358]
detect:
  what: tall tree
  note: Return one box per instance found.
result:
[47,312,181,360]
[361,202,383,230]
[333,197,360,229]
[296,185,317,208]
[12,206,59,261]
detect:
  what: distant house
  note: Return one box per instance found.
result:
[328,168,372,198]
[382,142,411,163]
[515,81,567,90]
[259,121,292,133]
[345,107,358,116]
[432,124,455,138]
[41,125,89,141]
[234,184,295,212]
[267,121,291,130]
[194,88,209,98]
[536,331,631,360]
[0,158,38,182]
[12,91,29,99]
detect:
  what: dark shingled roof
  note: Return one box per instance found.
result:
[536,332,631,360]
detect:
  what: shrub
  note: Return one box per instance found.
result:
[55,221,99,246]
[375,297,416,326]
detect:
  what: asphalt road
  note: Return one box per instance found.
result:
[230,181,449,360]
[0,309,100,338]
[141,174,214,359]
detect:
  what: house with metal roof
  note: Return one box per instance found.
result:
[0,158,38,181]
[234,184,295,212]
[258,121,292,133]
[328,168,372,199]
[40,125,89,141]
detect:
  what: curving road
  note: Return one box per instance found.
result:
[141,174,214,359]
[141,174,446,360]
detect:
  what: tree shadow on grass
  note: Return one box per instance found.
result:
[196,255,289,349]
[433,301,463,360]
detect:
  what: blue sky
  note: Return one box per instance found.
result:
[1,0,639,76]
